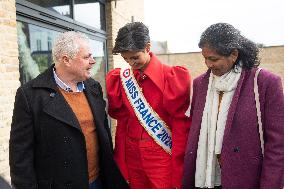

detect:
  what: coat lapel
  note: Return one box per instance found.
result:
[222,70,246,144]
[43,91,82,131]
[193,71,210,131]
[32,65,106,132]
[84,80,106,128]
[32,65,81,131]
[83,80,110,146]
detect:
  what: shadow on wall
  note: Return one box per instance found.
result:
[0,176,12,189]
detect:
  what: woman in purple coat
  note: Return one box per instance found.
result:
[182,23,284,189]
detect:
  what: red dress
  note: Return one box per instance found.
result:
[106,53,191,189]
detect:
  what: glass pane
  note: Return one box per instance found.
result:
[17,21,60,84]
[25,0,71,18]
[74,0,105,30]
[89,39,107,96]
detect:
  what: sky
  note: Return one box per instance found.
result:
[144,0,284,53]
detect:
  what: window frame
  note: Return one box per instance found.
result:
[16,0,109,86]
[16,0,107,38]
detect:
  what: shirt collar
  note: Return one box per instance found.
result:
[135,52,165,91]
[53,68,85,92]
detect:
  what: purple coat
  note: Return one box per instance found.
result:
[182,68,284,189]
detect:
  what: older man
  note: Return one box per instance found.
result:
[9,31,129,189]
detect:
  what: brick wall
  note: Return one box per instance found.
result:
[0,0,19,184]
[157,51,206,79]
[106,0,144,71]
[259,46,284,85]
[157,46,284,86]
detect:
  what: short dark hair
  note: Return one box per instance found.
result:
[112,22,150,54]
[198,23,260,69]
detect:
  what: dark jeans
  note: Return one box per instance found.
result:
[89,177,102,189]
[0,177,12,189]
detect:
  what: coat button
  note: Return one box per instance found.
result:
[50,92,56,98]
[233,147,240,152]
[65,182,71,189]
[142,75,147,80]
[63,136,70,143]
[63,160,70,168]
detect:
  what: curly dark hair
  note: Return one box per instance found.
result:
[198,23,260,69]
[112,22,150,54]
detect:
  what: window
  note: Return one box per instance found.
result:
[74,1,105,30]
[89,39,107,94]
[22,0,105,30]
[17,21,60,83]
[16,0,108,94]
[25,0,71,17]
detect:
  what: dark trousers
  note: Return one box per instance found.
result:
[89,177,102,189]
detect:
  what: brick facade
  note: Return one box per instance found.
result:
[0,0,19,184]
[259,46,284,86]
[106,0,144,71]
[157,46,284,87]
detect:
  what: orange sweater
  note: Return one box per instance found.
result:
[59,88,99,183]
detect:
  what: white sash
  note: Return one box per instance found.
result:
[120,67,172,154]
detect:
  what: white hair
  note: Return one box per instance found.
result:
[52,31,89,64]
